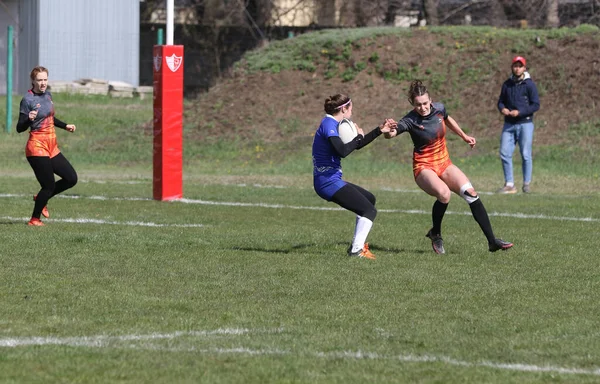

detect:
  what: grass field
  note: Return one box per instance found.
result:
[1,26,600,382]
[2,160,600,383]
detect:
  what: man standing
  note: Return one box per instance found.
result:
[496,56,540,194]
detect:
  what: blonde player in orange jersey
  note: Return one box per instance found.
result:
[385,80,513,254]
[16,66,78,226]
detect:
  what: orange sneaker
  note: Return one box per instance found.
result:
[28,217,44,226]
[349,243,376,260]
[33,195,50,218]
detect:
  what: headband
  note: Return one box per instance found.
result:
[336,99,352,109]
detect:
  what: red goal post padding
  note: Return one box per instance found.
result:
[152,45,184,201]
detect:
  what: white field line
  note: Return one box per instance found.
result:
[0,216,205,228]
[78,180,289,189]
[1,193,599,223]
[0,328,281,348]
[1,330,599,376]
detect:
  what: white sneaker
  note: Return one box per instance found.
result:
[496,185,517,194]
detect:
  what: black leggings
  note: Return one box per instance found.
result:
[27,153,78,219]
[330,182,377,221]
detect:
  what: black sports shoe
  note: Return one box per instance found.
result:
[425,229,445,254]
[489,238,513,252]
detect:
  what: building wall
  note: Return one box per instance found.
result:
[0,0,20,94]
[16,0,40,94]
[18,0,140,92]
[271,0,317,26]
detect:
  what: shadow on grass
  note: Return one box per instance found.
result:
[336,241,428,255]
[0,221,23,225]
[231,243,317,254]
[230,242,430,256]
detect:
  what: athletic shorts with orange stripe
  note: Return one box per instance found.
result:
[394,102,453,178]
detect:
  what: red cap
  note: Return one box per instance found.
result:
[512,56,526,66]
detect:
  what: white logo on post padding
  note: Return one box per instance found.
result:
[166,54,183,72]
[153,54,162,72]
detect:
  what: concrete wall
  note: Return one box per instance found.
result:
[0,0,20,94]
[36,0,139,89]
[3,0,139,94]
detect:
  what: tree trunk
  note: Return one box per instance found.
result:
[317,0,337,26]
[385,0,400,25]
[489,0,508,27]
[546,0,560,27]
[423,0,438,26]
[353,0,368,26]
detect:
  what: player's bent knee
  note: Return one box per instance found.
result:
[459,182,479,204]
[363,208,377,222]
[67,172,78,187]
[438,189,451,204]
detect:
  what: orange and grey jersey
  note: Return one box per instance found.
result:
[18,90,58,133]
[396,102,452,177]
[17,90,67,158]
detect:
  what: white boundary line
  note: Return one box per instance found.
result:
[1,193,598,223]
[1,329,599,376]
[0,328,281,347]
[0,215,205,228]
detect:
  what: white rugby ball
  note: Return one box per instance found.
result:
[338,118,358,144]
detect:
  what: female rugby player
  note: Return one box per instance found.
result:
[386,80,513,254]
[312,94,394,259]
[17,66,78,226]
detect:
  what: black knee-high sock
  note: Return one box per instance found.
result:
[469,199,495,243]
[432,200,448,235]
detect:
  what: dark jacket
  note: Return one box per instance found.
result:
[497,72,540,125]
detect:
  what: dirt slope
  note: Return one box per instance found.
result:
[188,29,600,148]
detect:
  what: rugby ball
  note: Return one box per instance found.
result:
[338,118,358,144]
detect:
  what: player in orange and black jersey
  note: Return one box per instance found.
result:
[16,66,78,226]
[386,80,512,254]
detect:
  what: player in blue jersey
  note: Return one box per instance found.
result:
[16,66,78,226]
[312,94,395,260]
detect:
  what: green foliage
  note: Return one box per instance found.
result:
[239,26,599,89]
[548,24,599,39]
[354,61,367,71]
[324,69,337,79]
[368,52,380,63]
[341,68,357,82]
[241,27,406,80]
[276,117,303,135]
[342,43,353,60]
[295,60,316,72]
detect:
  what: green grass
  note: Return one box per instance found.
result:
[0,88,599,381]
[1,25,600,382]
[236,25,598,85]
[1,175,600,383]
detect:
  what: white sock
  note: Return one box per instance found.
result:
[506,182,514,187]
[351,216,373,253]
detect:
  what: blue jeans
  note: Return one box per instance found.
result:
[499,121,534,184]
